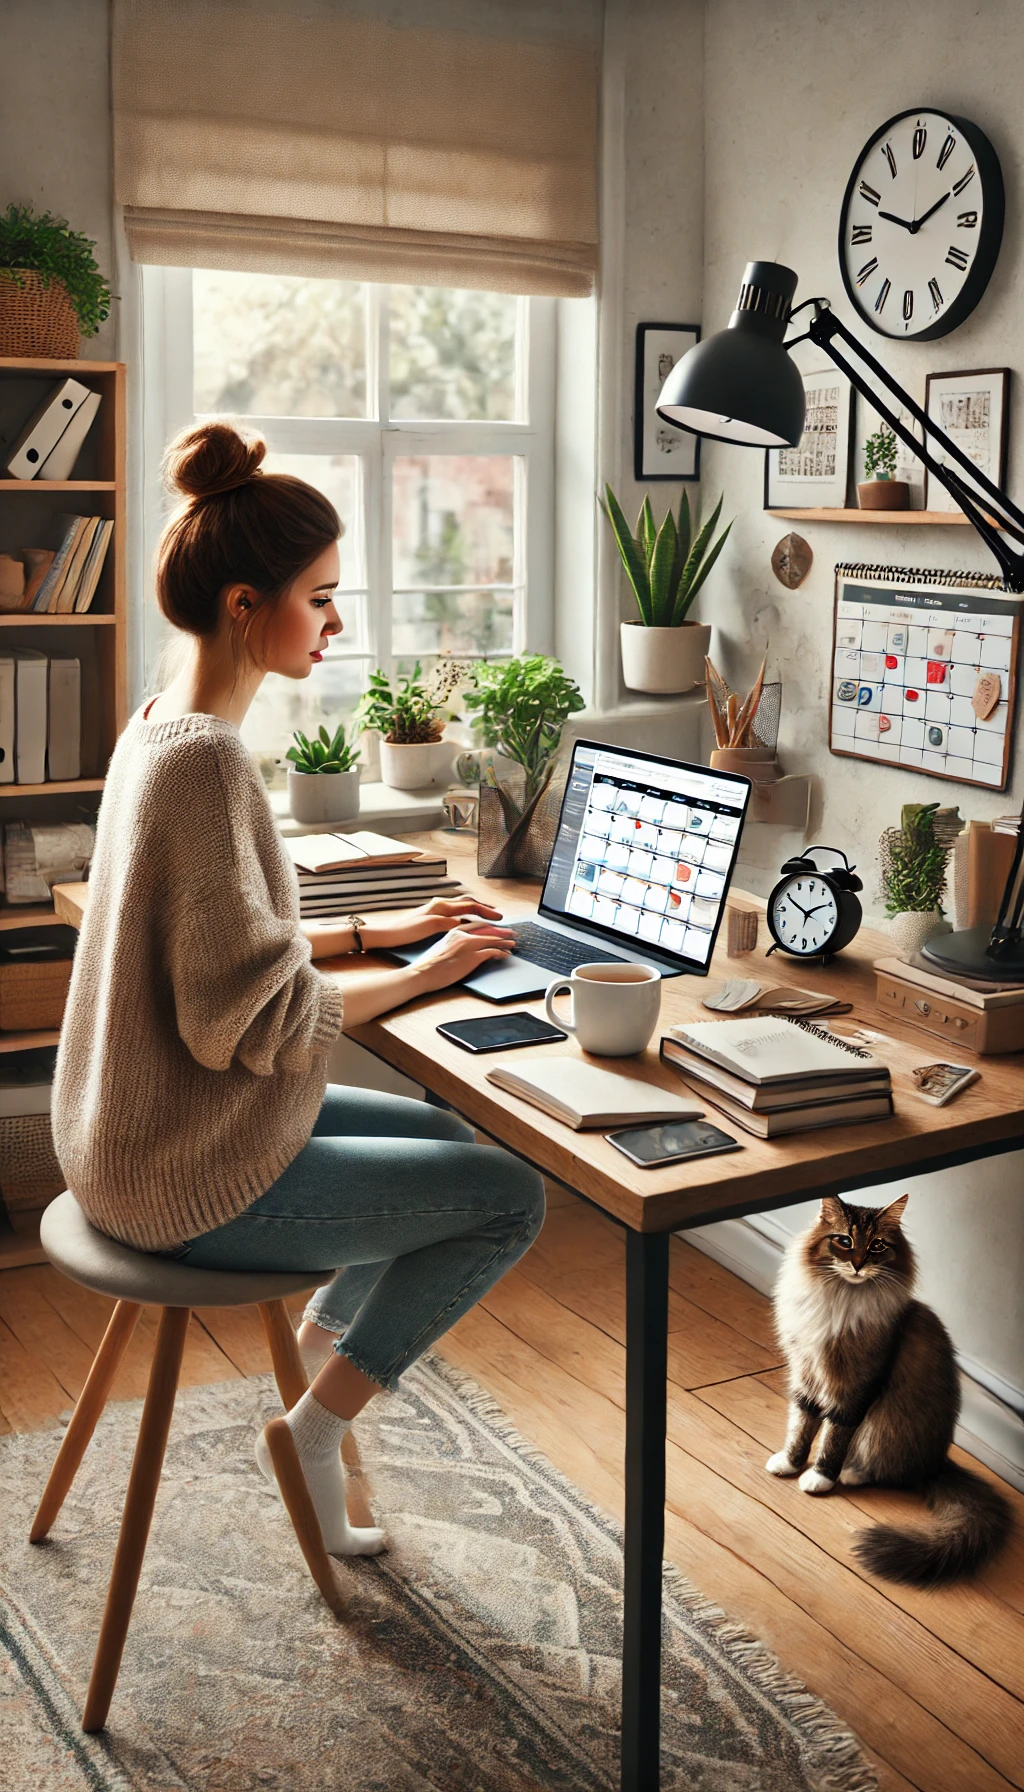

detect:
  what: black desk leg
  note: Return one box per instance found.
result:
[621,1229,670,1791]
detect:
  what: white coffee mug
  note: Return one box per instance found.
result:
[544,962,662,1057]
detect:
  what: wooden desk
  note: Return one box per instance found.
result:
[53,835,1024,1792]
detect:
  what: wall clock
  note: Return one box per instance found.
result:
[838,108,1004,340]
[767,848,863,960]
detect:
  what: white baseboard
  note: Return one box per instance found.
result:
[681,1218,1024,1493]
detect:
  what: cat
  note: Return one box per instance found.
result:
[766,1192,1011,1587]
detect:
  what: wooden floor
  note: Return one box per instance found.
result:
[2,1187,1022,1792]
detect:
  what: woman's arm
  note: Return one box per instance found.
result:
[301,895,508,960]
[324,919,516,1029]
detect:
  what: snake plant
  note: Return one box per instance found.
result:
[600,484,733,627]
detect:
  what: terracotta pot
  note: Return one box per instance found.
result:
[620,620,712,694]
[887,909,952,960]
[287,766,360,825]
[0,269,80,359]
[857,479,910,511]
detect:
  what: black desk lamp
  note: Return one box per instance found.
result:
[655,259,1024,981]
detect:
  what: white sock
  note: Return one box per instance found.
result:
[255,1388,385,1558]
[297,1319,338,1384]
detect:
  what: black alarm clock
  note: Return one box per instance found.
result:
[766,847,863,961]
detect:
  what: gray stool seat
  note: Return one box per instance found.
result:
[41,1190,323,1308]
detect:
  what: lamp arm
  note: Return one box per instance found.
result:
[804,305,1024,591]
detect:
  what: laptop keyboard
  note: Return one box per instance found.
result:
[507,922,625,976]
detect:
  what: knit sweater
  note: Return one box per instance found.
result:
[51,698,346,1253]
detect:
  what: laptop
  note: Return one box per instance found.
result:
[386,738,752,1002]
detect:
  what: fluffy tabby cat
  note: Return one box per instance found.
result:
[768,1193,1011,1586]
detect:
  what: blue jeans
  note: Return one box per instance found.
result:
[159,1085,545,1392]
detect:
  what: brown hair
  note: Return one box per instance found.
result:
[155,421,341,689]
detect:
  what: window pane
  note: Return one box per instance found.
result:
[392,455,514,587]
[389,287,517,420]
[393,589,514,659]
[239,657,369,786]
[193,271,368,417]
[262,454,364,618]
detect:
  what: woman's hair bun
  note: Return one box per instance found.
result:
[163,420,266,501]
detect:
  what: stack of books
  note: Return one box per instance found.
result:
[21,512,113,615]
[660,1015,893,1138]
[283,829,464,917]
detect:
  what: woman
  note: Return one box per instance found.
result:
[51,420,545,1558]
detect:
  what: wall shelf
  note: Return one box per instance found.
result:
[0,779,105,797]
[767,507,977,525]
[0,904,67,929]
[0,480,116,492]
[0,614,116,625]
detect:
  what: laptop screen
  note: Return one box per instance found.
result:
[539,739,751,974]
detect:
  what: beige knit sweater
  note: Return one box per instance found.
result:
[51,699,346,1252]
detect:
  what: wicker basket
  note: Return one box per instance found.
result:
[0,955,72,1031]
[0,1114,64,1212]
[0,268,80,359]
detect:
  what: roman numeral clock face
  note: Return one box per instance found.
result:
[839,109,1004,339]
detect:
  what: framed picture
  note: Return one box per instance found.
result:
[830,561,1019,791]
[634,322,701,481]
[764,366,853,509]
[923,368,1009,514]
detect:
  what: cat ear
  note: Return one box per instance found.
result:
[818,1197,846,1228]
[878,1193,909,1229]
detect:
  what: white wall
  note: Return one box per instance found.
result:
[2,0,116,362]
[688,0,1024,1461]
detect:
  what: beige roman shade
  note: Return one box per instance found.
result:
[112,0,600,296]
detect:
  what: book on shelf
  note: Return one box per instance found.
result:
[26,514,111,615]
[46,657,81,780]
[2,378,93,480]
[486,1056,705,1131]
[0,652,80,785]
[36,389,102,481]
[7,649,48,783]
[284,830,428,873]
[0,654,13,785]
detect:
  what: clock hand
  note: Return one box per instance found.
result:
[910,190,950,231]
[877,208,916,232]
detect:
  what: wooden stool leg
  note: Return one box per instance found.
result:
[30,1300,143,1543]
[261,1417,345,1618]
[82,1305,189,1733]
[257,1300,377,1529]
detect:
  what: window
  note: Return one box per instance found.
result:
[141,268,555,779]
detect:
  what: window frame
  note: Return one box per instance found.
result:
[139,266,556,716]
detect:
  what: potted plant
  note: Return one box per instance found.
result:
[879,801,958,958]
[285,722,361,825]
[354,659,464,789]
[858,424,909,511]
[463,654,585,876]
[0,203,111,359]
[601,485,732,694]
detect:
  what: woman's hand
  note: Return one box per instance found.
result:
[330,918,516,1029]
[362,896,507,952]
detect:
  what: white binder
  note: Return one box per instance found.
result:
[9,649,48,783]
[0,654,14,785]
[47,656,81,780]
[37,390,102,481]
[3,378,92,480]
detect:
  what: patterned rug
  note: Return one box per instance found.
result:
[0,1354,876,1792]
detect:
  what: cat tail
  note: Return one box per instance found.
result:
[853,1461,1013,1588]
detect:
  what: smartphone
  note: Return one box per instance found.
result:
[607,1118,742,1168]
[436,1012,568,1054]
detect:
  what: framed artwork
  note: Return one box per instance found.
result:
[923,367,1009,514]
[634,322,701,481]
[764,366,853,509]
[830,562,1019,790]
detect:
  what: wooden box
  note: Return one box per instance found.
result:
[874,968,1024,1056]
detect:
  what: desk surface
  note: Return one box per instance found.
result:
[54,830,1024,1234]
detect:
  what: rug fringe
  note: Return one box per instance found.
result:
[425,1353,878,1792]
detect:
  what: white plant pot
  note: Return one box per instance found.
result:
[379,739,455,790]
[620,620,712,694]
[287,766,360,826]
[887,909,952,961]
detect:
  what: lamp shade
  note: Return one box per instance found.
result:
[656,261,806,448]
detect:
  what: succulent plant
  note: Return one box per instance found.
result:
[286,721,360,774]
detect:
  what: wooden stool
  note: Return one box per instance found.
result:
[31,1191,356,1732]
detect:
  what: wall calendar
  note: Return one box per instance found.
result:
[830,563,1019,791]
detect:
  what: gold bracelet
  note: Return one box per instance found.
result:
[346,913,367,954]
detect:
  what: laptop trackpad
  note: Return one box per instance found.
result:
[381,940,548,1002]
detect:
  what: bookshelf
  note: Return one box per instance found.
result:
[0,357,126,1264]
